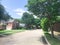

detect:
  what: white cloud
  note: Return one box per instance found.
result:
[14,8,34,18]
[14,8,26,16]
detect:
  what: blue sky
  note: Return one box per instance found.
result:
[1,0,28,19]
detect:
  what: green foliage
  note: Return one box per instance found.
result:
[27,0,60,32]
[0,4,12,21]
[56,16,60,22]
[40,18,49,32]
[0,4,5,20]
[14,19,21,23]
[27,0,60,18]
[22,12,34,24]
[45,33,60,45]
[22,12,34,29]
[34,18,41,29]
[0,30,24,36]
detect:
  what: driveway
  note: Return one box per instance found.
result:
[0,29,46,45]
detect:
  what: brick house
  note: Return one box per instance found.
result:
[53,22,60,32]
[6,20,19,30]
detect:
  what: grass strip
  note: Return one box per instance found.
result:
[45,33,60,45]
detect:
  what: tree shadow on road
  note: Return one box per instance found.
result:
[0,32,12,37]
[0,34,11,37]
[39,36,48,45]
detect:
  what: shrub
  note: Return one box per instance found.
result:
[40,18,49,32]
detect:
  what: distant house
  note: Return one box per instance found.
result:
[53,22,60,32]
[6,20,19,30]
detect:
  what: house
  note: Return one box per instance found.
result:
[6,20,19,30]
[53,16,60,32]
[53,22,60,32]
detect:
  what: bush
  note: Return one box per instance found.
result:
[40,18,49,32]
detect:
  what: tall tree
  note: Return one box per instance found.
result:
[34,18,40,29]
[27,0,60,17]
[22,12,34,29]
[0,4,5,20]
[26,0,60,37]
[0,4,12,21]
[3,12,12,21]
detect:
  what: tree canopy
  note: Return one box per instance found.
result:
[26,0,60,37]
[22,12,35,29]
[27,0,60,19]
[0,4,12,21]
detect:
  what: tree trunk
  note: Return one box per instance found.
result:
[50,24,54,37]
[51,29,54,37]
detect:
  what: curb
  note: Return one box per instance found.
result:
[44,34,51,45]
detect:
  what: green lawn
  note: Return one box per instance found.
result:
[45,33,60,45]
[0,30,25,36]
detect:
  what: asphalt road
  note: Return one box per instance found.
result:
[0,29,46,45]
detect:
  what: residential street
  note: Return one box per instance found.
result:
[0,29,47,45]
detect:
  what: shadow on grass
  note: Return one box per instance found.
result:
[45,33,60,45]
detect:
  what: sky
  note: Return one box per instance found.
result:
[1,0,28,19]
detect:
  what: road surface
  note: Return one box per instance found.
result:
[0,29,47,45]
